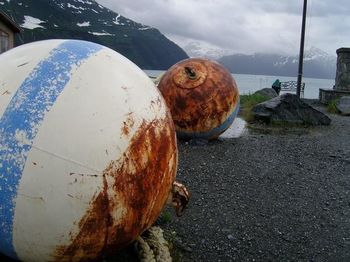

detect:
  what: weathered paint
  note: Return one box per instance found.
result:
[0,39,178,261]
[54,112,177,261]
[0,40,103,259]
[176,100,240,140]
[157,58,240,140]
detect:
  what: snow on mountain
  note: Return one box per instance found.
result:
[88,31,114,36]
[273,56,292,67]
[182,40,232,60]
[77,21,90,27]
[273,46,336,66]
[67,3,87,11]
[304,46,336,63]
[183,39,336,63]
[76,0,94,5]
[0,0,188,69]
[113,14,123,25]
[21,15,45,29]
[218,47,336,79]
[138,26,152,31]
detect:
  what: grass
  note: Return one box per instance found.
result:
[240,93,270,122]
[158,210,172,224]
[326,99,339,114]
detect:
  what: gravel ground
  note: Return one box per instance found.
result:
[1,104,349,262]
[163,105,350,261]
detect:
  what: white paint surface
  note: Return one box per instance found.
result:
[0,40,167,261]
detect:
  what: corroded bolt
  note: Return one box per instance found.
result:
[184,66,197,80]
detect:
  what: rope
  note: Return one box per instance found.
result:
[135,235,156,262]
[135,226,172,262]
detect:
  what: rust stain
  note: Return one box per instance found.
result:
[54,175,110,261]
[150,97,163,111]
[121,112,135,137]
[18,194,45,202]
[105,110,177,253]
[171,60,208,89]
[54,110,177,261]
[170,181,190,217]
[69,172,99,178]
[158,58,239,135]
[68,178,78,185]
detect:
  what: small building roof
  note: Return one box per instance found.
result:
[0,10,21,33]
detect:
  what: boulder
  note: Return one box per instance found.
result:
[253,88,278,99]
[336,96,350,116]
[252,93,331,125]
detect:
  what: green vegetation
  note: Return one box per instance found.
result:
[159,210,172,224]
[326,99,339,114]
[240,93,270,122]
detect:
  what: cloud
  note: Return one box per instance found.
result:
[96,0,350,56]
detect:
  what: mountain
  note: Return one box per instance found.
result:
[0,0,188,70]
[218,47,336,79]
[182,41,232,60]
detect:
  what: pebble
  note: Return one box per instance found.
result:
[161,104,350,261]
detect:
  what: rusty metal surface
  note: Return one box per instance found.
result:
[172,61,207,89]
[54,110,178,261]
[158,58,239,138]
[170,181,190,217]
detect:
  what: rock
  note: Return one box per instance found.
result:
[253,88,278,99]
[227,234,236,241]
[252,93,331,125]
[336,96,350,116]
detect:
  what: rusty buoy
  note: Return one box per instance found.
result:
[0,40,178,261]
[158,58,240,140]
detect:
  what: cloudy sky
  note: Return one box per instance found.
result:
[96,0,350,56]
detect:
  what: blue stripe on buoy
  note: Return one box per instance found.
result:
[177,100,240,140]
[0,40,103,259]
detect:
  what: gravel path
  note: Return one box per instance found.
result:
[163,106,350,261]
[1,105,349,262]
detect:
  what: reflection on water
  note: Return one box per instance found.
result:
[219,117,248,139]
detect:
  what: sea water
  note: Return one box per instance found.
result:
[145,70,335,138]
[145,70,335,99]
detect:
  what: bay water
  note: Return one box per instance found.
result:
[145,70,335,138]
[145,70,335,99]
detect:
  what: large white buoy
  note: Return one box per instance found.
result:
[0,40,178,261]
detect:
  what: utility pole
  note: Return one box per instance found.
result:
[297,0,307,98]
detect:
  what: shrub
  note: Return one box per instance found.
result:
[240,93,270,122]
[158,210,172,224]
[326,99,339,114]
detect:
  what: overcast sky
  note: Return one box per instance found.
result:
[96,0,350,56]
